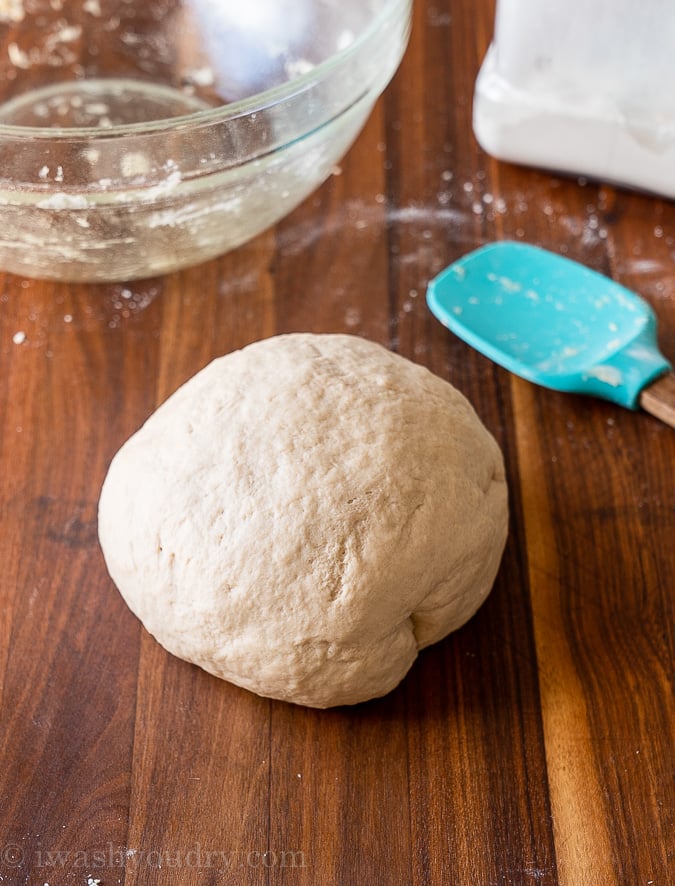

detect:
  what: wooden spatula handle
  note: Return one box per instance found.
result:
[639,371,675,428]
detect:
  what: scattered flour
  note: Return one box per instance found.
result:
[183,66,215,87]
[0,0,24,23]
[120,152,151,178]
[284,58,315,79]
[7,42,30,68]
[36,193,90,210]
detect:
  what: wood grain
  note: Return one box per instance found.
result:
[0,1,672,885]
[640,371,675,427]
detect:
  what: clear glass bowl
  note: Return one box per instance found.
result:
[0,0,412,281]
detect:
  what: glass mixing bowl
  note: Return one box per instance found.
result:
[0,0,412,281]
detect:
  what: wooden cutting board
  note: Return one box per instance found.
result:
[0,2,672,884]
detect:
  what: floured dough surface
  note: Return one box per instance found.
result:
[98,333,508,707]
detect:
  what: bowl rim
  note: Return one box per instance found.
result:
[0,0,411,141]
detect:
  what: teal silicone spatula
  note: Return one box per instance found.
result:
[427,242,675,427]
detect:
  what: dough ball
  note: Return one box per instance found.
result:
[98,333,508,707]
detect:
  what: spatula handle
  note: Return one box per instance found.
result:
[639,371,675,428]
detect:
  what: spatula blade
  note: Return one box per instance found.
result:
[427,242,671,409]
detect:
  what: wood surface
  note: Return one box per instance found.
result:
[0,1,673,884]
[640,371,675,428]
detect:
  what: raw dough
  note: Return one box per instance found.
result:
[98,333,508,707]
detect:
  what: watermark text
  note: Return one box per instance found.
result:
[1,841,308,873]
